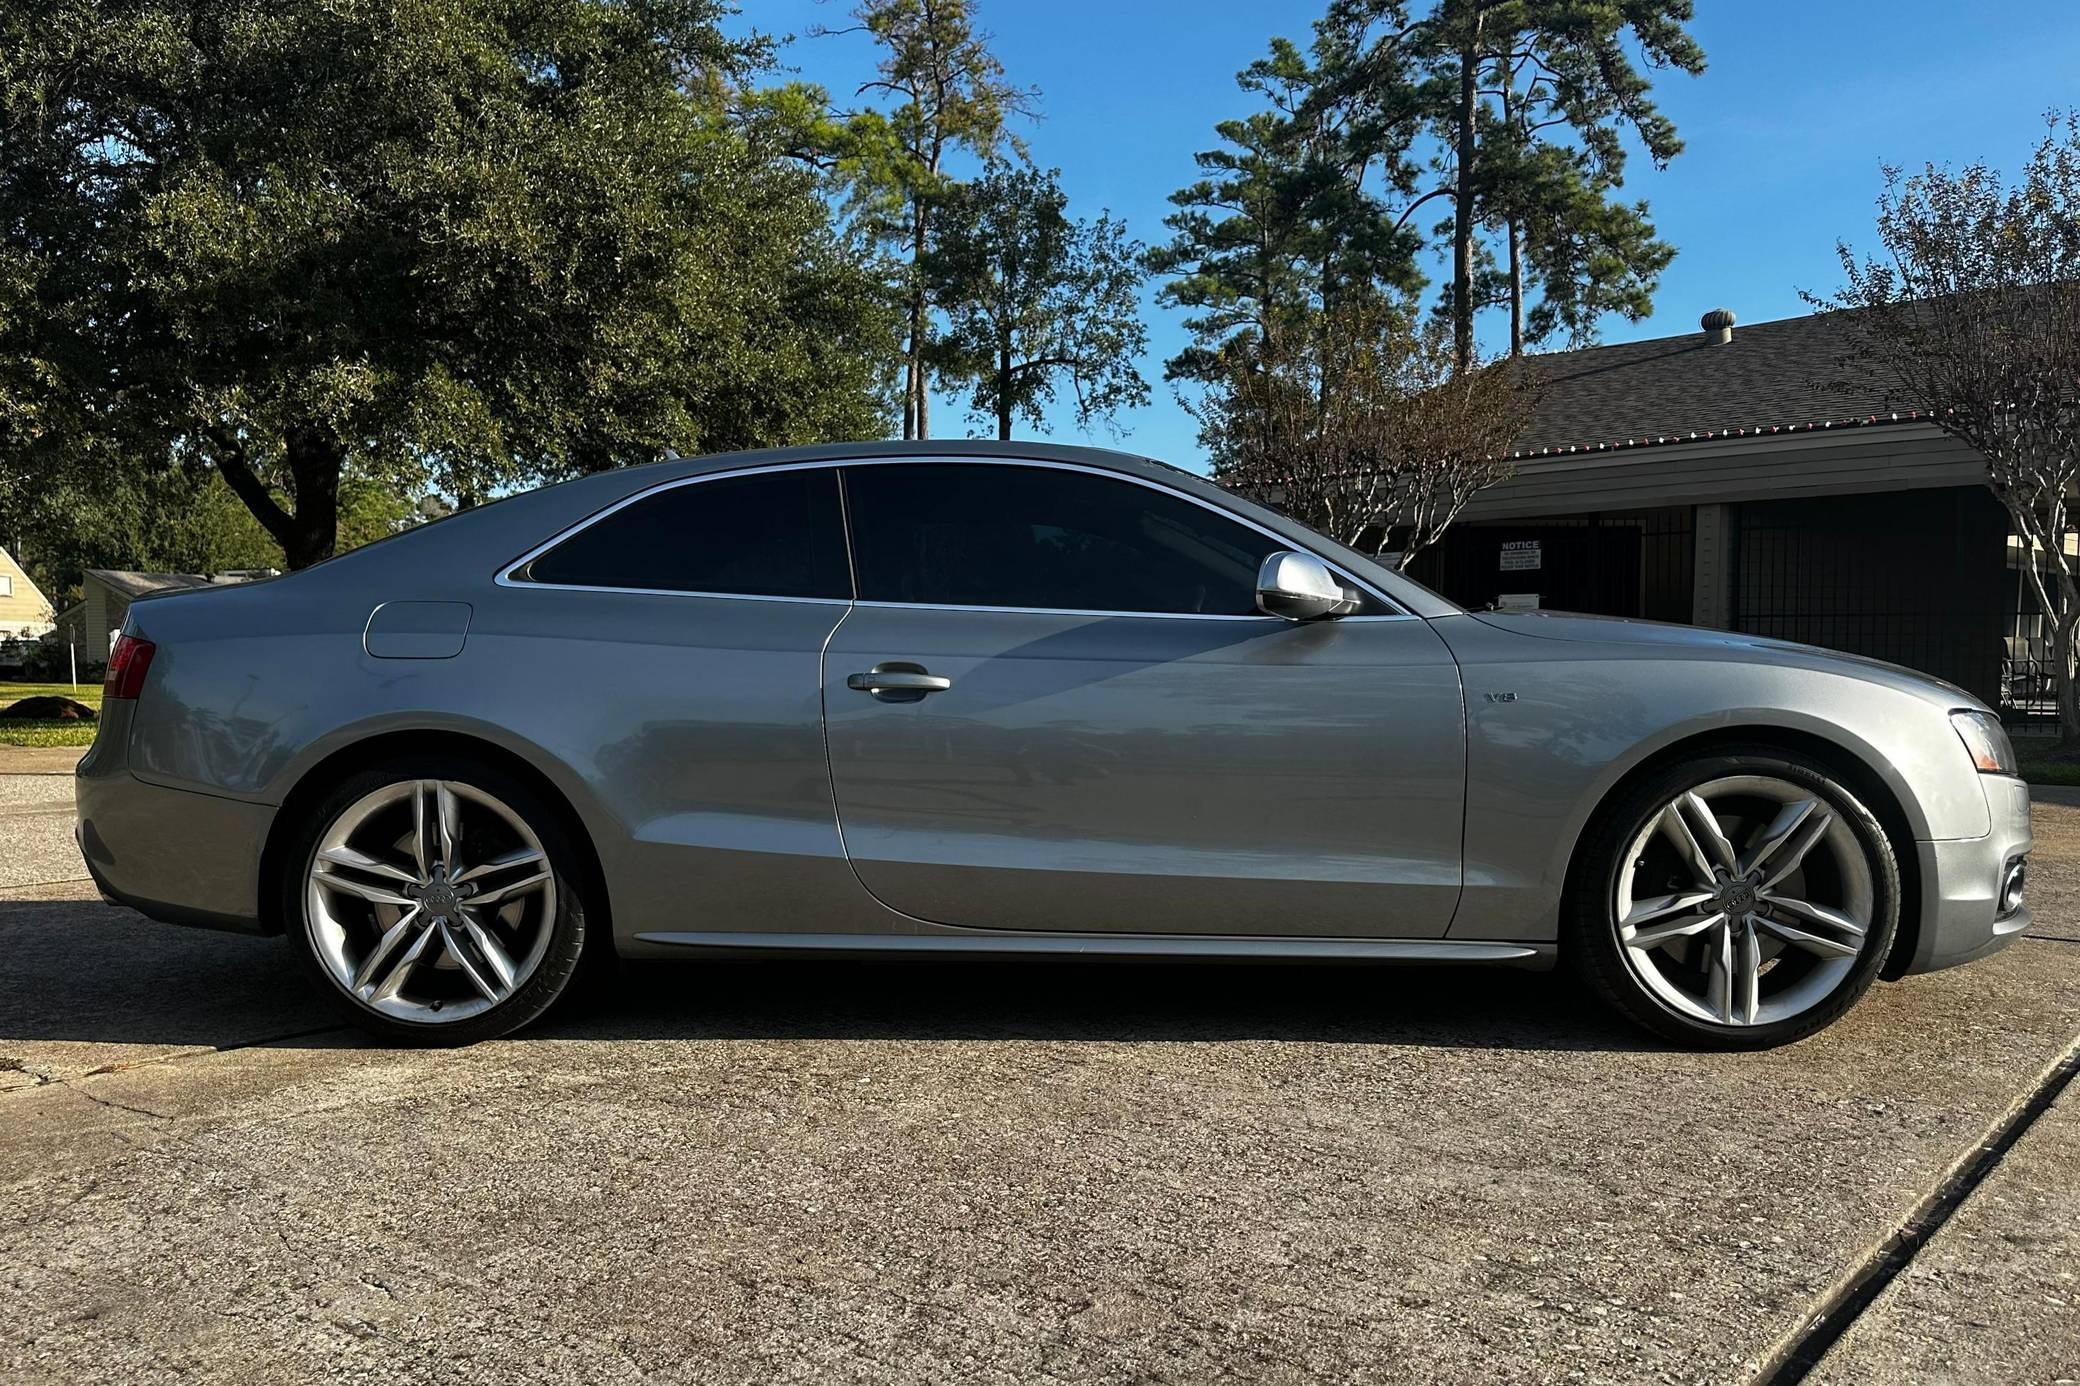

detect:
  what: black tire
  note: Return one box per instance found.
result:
[1564,747,1901,1050]
[282,754,592,1045]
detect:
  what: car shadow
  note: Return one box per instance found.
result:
[0,897,1658,1054]
[547,955,1657,1053]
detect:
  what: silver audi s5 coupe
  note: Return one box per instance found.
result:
[76,442,2033,1048]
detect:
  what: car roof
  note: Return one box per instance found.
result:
[302,441,1462,619]
[653,439,1188,482]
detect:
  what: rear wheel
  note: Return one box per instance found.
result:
[285,756,590,1044]
[1566,749,1901,1049]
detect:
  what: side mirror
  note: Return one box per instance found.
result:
[1256,551,1359,622]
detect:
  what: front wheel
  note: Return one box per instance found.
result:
[1566,750,1901,1049]
[284,756,591,1045]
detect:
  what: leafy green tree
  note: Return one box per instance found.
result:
[926,165,1148,440]
[1325,0,1704,365]
[0,0,894,569]
[784,0,1034,441]
[0,467,233,601]
[0,456,417,598]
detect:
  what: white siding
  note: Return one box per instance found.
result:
[0,547,54,638]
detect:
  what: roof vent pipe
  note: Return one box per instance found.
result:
[1702,307,1736,345]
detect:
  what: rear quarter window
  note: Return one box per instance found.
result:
[519,468,850,600]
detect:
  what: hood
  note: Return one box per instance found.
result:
[1465,609,1988,711]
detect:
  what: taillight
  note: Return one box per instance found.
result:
[104,633,156,700]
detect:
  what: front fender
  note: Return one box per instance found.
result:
[1431,614,1988,943]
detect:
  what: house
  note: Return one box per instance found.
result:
[1403,306,2028,720]
[0,545,56,641]
[50,568,275,658]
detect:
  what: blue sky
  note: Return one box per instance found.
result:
[732,0,2080,469]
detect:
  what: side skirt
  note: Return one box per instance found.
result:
[630,930,1556,969]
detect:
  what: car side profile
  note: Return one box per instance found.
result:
[75,442,2033,1048]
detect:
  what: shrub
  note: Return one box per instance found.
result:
[23,639,104,685]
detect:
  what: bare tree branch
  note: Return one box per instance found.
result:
[1816,112,2080,744]
[1192,299,1542,567]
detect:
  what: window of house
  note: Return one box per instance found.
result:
[520,468,850,600]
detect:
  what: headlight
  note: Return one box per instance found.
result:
[1950,709,2017,775]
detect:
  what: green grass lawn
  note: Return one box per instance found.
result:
[0,679,104,748]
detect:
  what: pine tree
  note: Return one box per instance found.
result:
[1322,0,1704,364]
[810,0,1035,439]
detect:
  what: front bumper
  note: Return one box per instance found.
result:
[1902,774,2033,975]
[75,705,276,934]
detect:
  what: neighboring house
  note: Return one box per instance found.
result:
[0,545,57,641]
[1401,306,2032,721]
[50,568,275,657]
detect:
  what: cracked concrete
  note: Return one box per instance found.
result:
[3,772,2078,1383]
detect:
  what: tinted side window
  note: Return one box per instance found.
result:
[846,464,1283,615]
[522,469,850,599]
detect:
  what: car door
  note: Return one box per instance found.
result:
[821,459,1466,938]
[494,463,863,936]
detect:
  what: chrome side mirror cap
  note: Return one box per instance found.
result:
[1256,551,1360,621]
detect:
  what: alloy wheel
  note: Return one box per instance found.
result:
[1612,774,1875,1029]
[305,779,558,1024]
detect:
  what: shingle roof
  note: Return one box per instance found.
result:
[85,569,257,598]
[1515,306,1912,456]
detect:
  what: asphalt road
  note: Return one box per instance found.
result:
[2,760,2076,1384]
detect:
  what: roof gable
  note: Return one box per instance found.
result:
[0,546,52,607]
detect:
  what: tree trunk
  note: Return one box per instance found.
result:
[997,339,1013,441]
[279,425,343,569]
[903,303,922,441]
[2056,609,2080,750]
[1507,216,1524,357]
[1450,12,1481,375]
[908,203,931,441]
[210,423,342,571]
[1500,59,1524,358]
[2003,505,2080,751]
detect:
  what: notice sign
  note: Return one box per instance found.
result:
[1499,539,1542,572]
[1496,592,1541,611]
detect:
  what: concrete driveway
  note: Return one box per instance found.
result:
[3,754,2076,1384]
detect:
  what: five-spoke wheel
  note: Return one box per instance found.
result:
[1570,751,1899,1048]
[289,759,589,1042]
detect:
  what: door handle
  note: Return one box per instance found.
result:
[846,662,952,702]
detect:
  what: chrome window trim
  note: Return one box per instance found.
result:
[493,581,852,608]
[849,599,1411,624]
[496,454,1416,620]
